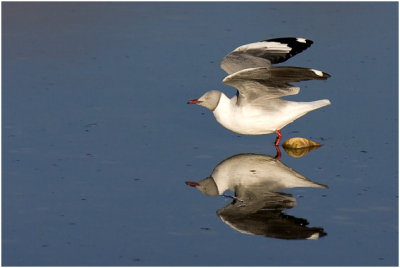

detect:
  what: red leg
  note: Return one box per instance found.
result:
[274,145,282,160]
[274,130,282,146]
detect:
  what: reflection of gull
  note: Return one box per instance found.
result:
[188,37,331,145]
[186,153,327,240]
[186,153,327,197]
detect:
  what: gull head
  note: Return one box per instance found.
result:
[187,90,222,111]
[185,177,219,196]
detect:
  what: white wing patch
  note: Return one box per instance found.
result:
[234,41,291,53]
[296,38,307,43]
[307,233,320,240]
[311,69,324,77]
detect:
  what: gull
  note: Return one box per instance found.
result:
[187,37,331,145]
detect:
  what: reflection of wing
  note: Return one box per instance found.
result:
[218,193,327,240]
[218,210,327,240]
[222,67,330,106]
[231,190,297,213]
[220,37,314,74]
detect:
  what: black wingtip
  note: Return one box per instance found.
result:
[263,37,313,47]
[261,37,314,63]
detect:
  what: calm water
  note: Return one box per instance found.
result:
[2,2,398,266]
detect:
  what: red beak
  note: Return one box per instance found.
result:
[185,181,200,187]
[187,99,202,104]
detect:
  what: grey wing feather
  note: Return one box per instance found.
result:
[220,37,314,74]
[222,67,330,106]
[220,53,272,75]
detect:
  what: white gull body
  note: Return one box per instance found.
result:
[213,87,329,135]
[188,37,331,144]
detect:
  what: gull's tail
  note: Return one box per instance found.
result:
[310,99,331,110]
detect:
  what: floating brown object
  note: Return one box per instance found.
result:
[282,137,321,158]
[283,137,321,149]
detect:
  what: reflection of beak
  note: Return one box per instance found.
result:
[187,99,202,104]
[185,181,200,187]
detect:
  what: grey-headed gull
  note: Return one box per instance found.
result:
[187,37,331,145]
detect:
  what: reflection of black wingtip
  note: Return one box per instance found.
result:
[307,229,328,240]
[218,209,327,240]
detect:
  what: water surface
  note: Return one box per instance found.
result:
[3,2,398,266]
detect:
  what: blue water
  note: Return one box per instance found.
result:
[3,2,398,266]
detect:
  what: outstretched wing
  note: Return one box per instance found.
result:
[220,37,314,74]
[222,67,330,106]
